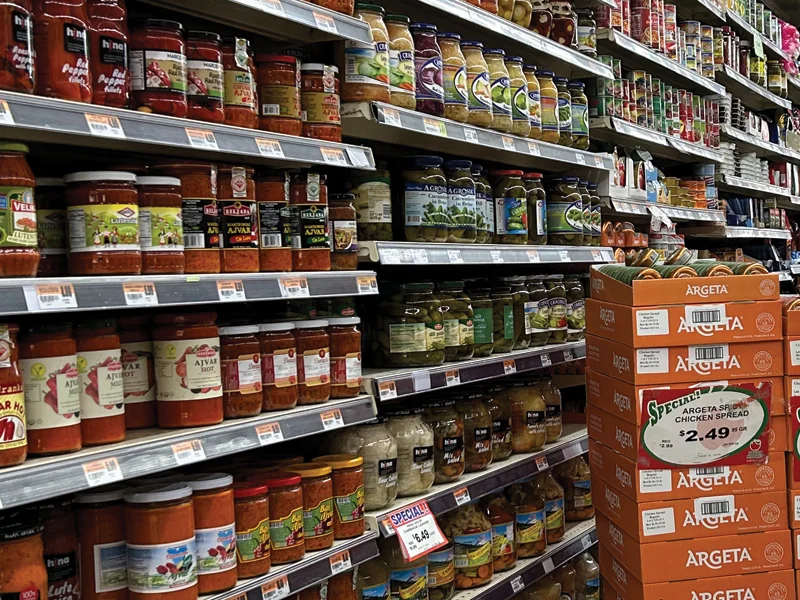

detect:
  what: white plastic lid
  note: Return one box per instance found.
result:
[327,317,361,325]
[124,483,193,504]
[36,177,65,187]
[301,63,339,74]
[218,325,259,336]
[184,473,233,491]
[136,176,182,187]
[258,322,295,332]
[74,485,127,504]
[64,171,137,184]
[294,319,329,329]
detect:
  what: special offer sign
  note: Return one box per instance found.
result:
[386,500,448,562]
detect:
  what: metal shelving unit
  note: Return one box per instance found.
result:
[721,125,800,165]
[606,199,726,222]
[717,174,800,202]
[682,225,792,240]
[726,9,789,61]
[358,242,614,265]
[715,65,792,111]
[671,0,727,24]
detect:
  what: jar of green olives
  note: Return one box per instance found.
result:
[525,275,550,347]
[472,164,492,244]
[491,283,516,353]
[565,275,585,341]
[544,275,568,344]
[468,283,494,358]
[490,170,528,244]
[435,281,475,361]
[555,76,572,147]
[401,156,448,243]
[498,276,530,350]
[547,177,583,246]
[523,172,547,245]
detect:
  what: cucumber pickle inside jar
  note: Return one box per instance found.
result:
[400,156,449,242]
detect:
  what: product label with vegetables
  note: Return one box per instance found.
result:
[334,484,365,523]
[546,198,583,234]
[344,40,390,87]
[404,182,448,229]
[389,323,444,353]
[443,64,467,105]
[130,50,187,93]
[528,88,541,129]
[415,56,444,100]
[444,319,460,348]
[524,300,549,335]
[153,338,222,402]
[573,479,592,507]
[332,220,358,254]
[36,209,66,255]
[548,297,567,333]
[20,355,80,430]
[196,525,236,573]
[187,60,223,99]
[300,348,330,386]
[390,566,428,600]
[120,341,155,404]
[515,510,545,543]
[447,185,477,232]
[459,318,474,345]
[473,309,493,345]
[270,506,304,549]
[0,186,36,248]
[491,522,514,557]
[235,518,269,563]
[572,101,589,136]
[557,95,571,131]
[541,95,558,132]
[453,532,491,567]
[0,388,24,450]
[93,541,128,593]
[545,498,564,530]
[389,50,415,96]
[363,581,390,600]
[512,83,529,123]
[567,299,586,337]
[494,198,527,235]
[77,350,124,419]
[468,72,492,112]
[261,349,297,387]
[68,204,139,253]
[427,546,455,586]
[304,496,334,538]
[126,537,198,593]
[491,76,510,115]
[442,436,464,465]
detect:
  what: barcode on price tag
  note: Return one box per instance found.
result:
[186,128,219,150]
[0,100,14,124]
[321,147,348,165]
[85,114,125,138]
[83,458,123,487]
[464,128,479,143]
[123,282,158,306]
[320,409,344,430]
[511,577,524,593]
[564,349,574,361]
[387,500,448,561]
[257,138,285,158]
[453,487,471,505]
[382,107,402,126]
[261,576,290,600]
[357,275,378,294]
[378,381,397,400]
[504,360,516,374]
[329,550,352,575]
[582,536,592,550]
[312,12,338,33]
[36,284,77,310]
[490,250,504,263]
[217,280,246,301]
[260,0,285,14]
[279,277,310,298]
[528,141,540,155]
[172,440,206,465]
[447,249,463,263]
[575,153,586,165]
[445,370,460,386]
[536,456,549,470]
[527,249,540,263]
[541,353,552,367]
[256,422,284,445]
[501,136,516,151]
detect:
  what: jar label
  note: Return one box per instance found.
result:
[526,410,546,434]
[474,427,491,454]
[567,299,586,336]
[97,36,127,95]
[413,445,434,474]
[447,186,477,233]
[334,483,365,523]
[331,353,361,388]
[344,38,389,88]
[546,199,583,234]
[0,186,36,248]
[262,348,297,388]
[235,518,270,563]
[289,204,329,250]
[0,388,25,450]
[223,353,262,395]
[331,220,358,253]
[258,201,292,249]
[130,50,187,93]
[492,522,514,557]
[494,197,527,236]
[304,495,334,538]
[61,24,90,88]
[578,25,597,52]
[182,198,220,250]
[581,202,591,236]
[187,59,223,99]
[546,403,562,427]
[353,181,392,224]
[524,301,548,335]
[9,10,33,81]
[126,538,198,593]
[139,207,184,253]
[67,204,140,253]
[512,83,530,123]
[196,524,237,573]
[442,64,468,106]
[363,581,390,600]
[390,566,427,600]
[443,318,460,348]
[474,195,488,234]
[473,308,493,345]
[545,497,565,530]
[77,349,125,420]
[468,71,492,112]
[378,458,398,485]
[442,436,463,465]
[427,545,455,586]
[541,94,558,132]
[572,102,589,137]
[299,347,330,386]
[36,209,67,255]
[260,83,301,119]
[492,418,510,447]
[389,49,415,96]
[532,196,547,237]
[270,506,304,550]
[491,76,511,115]
[549,297,568,332]
[414,56,443,101]
[573,478,593,507]
[301,91,341,125]
[454,531,492,567]
[45,549,78,600]
[120,341,155,404]
[591,204,601,235]
[404,182,448,228]
[154,338,222,402]
[219,199,258,250]
[516,510,545,544]
[558,95,571,132]
[20,355,80,430]
[93,541,128,593]
[528,88,542,129]
[224,70,256,108]
[503,305,515,340]
[389,322,444,353]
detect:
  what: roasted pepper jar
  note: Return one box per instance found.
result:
[294,320,331,405]
[0,0,34,93]
[118,315,156,430]
[258,322,298,411]
[288,463,334,551]
[312,454,365,540]
[135,176,185,275]
[0,323,27,466]
[257,54,302,136]
[255,472,305,565]
[220,325,263,419]
[87,0,130,109]
[0,143,38,277]
[289,172,330,271]
[35,177,67,277]
[328,317,361,398]
[186,30,225,123]
[256,170,292,272]
[218,166,259,273]
[130,19,188,117]
[329,193,358,271]
[222,37,259,129]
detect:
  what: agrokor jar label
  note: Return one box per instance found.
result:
[638,382,771,469]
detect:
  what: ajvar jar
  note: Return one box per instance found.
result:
[310,0,354,14]
[256,171,292,272]
[289,172,330,271]
[129,19,187,117]
[312,454,365,540]
[258,322,298,411]
[0,0,34,93]
[294,320,330,405]
[33,0,92,103]
[329,193,358,271]
[38,499,80,600]
[256,472,305,565]
[74,486,128,600]
[0,516,47,599]
[220,325,263,418]
[328,317,361,399]
[87,0,130,109]
[300,64,342,142]
[186,30,224,124]
[153,312,223,428]
[124,484,198,600]
[0,323,26,466]
[156,162,220,274]
[135,176,184,274]
[257,54,302,136]
[0,143,38,277]
[75,319,126,446]
[218,166,259,273]
[385,14,415,109]
[185,473,237,594]
[19,323,81,455]
[35,177,67,277]
[341,4,390,103]
[233,482,270,578]
[221,38,258,129]
[64,171,141,276]
[118,315,156,430]
[288,463,334,551]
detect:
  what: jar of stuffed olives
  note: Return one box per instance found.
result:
[422,400,465,484]
[454,391,493,472]
[523,173,547,245]
[435,281,474,361]
[547,177,583,246]
[565,275,585,342]
[483,384,512,461]
[569,82,589,149]
[555,77,572,147]
[497,276,530,350]
[578,180,591,247]
[401,156,448,243]
[490,170,528,244]
[472,164,492,243]
[491,283,515,353]
[525,275,550,347]
[445,160,477,243]
[468,283,494,358]
[544,275,568,344]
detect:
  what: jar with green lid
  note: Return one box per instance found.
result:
[564,275,585,342]
[348,161,392,241]
[578,180,591,246]
[484,48,512,133]
[523,64,542,140]
[498,276,530,350]
[468,283,494,357]
[422,400,465,483]
[490,170,528,244]
[461,41,493,128]
[523,173,547,245]
[576,10,597,58]
[491,284,515,353]
[525,275,550,346]
[554,77,572,147]
[472,164,491,244]
[588,182,601,246]
[545,275,568,344]
[435,280,474,361]
[375,281,445,367]
[454,391,493,472]
[483,384,512,460]
[445,160,477,243]
[438,32,469,123]
[506,56,531,138]
[537,70,559,144]
[380,535,429,600]
[547,177,583,245]
[357,557,391,600]
[401,155,448,242]
[427,542,455,600]
[569,82,589,149]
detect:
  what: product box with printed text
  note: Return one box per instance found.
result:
[788,489,800,528]
[785,337,800,375]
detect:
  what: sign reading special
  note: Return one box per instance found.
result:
[638,382,771,469]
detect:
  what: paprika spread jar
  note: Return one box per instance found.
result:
[186,31,224,124]
[300,64,341,142]
[0,515,47,600]
[154,312,223,428]
[294,320,330,405]
[219,166,258,273]
[64,171,141,276]
[0,323,26,466]
[411,23,444,117]
[119,315,156,430]
[257,54,302,136]
[256,171,292,272]
[309,0,354,14]
[257,472,304,565]
[222,38,258,129]
[312,454,365,540]
[136,176,185,274]
[0,0,34,93]
[220,325,263,418]
[288,463,334,551]
[87,0,130,109]
[258,323,298,411]
[328,317,361,398]
[130,20,187,117]
[289,172,330,271]
[0,143,38,277]
[35,177,67,277]
[233,482,270,578]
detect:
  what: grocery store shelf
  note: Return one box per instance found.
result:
[779,270,793,282]
[366,425,589,535]
[0,271,379,316]
[726,9,789,61]
[140,0,373,44]
[342,102,615,172]
[0,395,377,509]
[715,65,792,111]
[596,29,726,95]
[717,174,800,201]
[789,77,800,106]
[0,91,375,169]
[720,124,800,165]
[672,0,726,24]
[358,241,615,265]
[682,225,792,239]
[365,341,585,401]
[607,199,726,222]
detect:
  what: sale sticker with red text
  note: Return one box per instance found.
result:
[386,500,447,561]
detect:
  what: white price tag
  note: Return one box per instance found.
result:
[536,456,549,470]
[504,359,516,375]
[595,156,605,168]
[591,250,604,261]
[123,282,158,306]
[256,422,284,445]
[413,371,431,392]
[564,349,574,361]
[347,147,371,168]
[279,277,310,298]
[464,128,479,143]
[409,249,429,264]
[321,409,344,430]
[543,557,555,573]
[378,381,397,400]
[527,249,540,263]
[85,114,125,138]
[575,153,586,165]
[83,458,124,487]
[312,11,338,33]
[35,284,77,311]
[423,118,447,136]
[217,280,246,302]
[260,0,284,13]
[357,275,378,294]
[0,99,14,124]
[445,370,460,386]
[490,250,504,263]
[329,550,352,575]
[261,576,290,600]
[559,250,571,261]
[382,107,402,127]
[563,443,583,459]
[256,138,285,158]
[582,536,592,550]
[541,353,552,367]
[511,577,524,593]
[454,487,471,505]
[528,141,540,155]
[501,136,516,151]
[387,500,448,561]
[172,440,206,465]
[185,128,219,150]
[321,147,348,165]
[448,249,464,264]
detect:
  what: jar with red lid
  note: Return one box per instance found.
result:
[220,325,263,418]
[0,143,39,277]
[289,172,330,271]
[300,64,341,142]
[136,176,185,274]
[20,323,82,455]
[222,38,258,129]
[75,319,126,446]
[153,312,223,428]
[0,0,34,93]
[218,166,259,273]
[255,472,304,565]
[118,315,156,430]
[33,0,92,103]
[328,317,361,399]
[256,54,302,137]
[258,322,298,411]
[329,193,358,271]
[256,171,292,272]
[294,320,330,405]
[233,482,270,578]
[0,323,27,466]
[187,30,225,124]
[87,0,130,108]
[130,19,187,117]
[35,177,68,278]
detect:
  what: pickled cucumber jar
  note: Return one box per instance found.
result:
[435,281,474,361]
[497,276,530,350]
[445,160,477,243]
[506,56,531,138]
[348,162,392,242]
[401,156,448,243]
[565,275,585,342]
[422,400,465,484]
[544,275,568,344]
[525,275,550,347]
[523,64,542,140]
[469,283,494,357]
[588,182,601,247]
[523,173,547,245]
[483,384,512,461]
[547,177,583,245]
[555,76,572,147]
[490,170,528,244]
[472,164,491,244]
[491,283,516,353]
[569,82,589,149]
[461,41,493,128]
[578,180,591,247]
[484,48,512,133]
[537,70,559,144]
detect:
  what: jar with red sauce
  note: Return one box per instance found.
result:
[222,38,258,129]
[19,323,82,455]
[329,193,358,271]
[0,143,38,277]
[312,454,365,539]
[256,54,302,136]
[256,472,304,565]
[35,178,67,277]
[300,64,341,142]
[220,325,262,418]
[0,514,47,598]
[118,315,156,430]
[154,312,223,428]
[288,463,334,551]
[289,172,330,272]
[38,499,81,600]
[185,473,237,594]
[256,171,292,272]
[219,166,259,273]
[64,171,141,276]
[233,482,270,578]
[33,0,92,103]
[0,323,26,466]
[257,322,298,411]
[0,0,34,93]
[309,0,354,14]
[187,30,225,124]
[87,0,130,108]
[136,176,185,274]
[75,319,125,446]
[294,320,330,405]
[130,19,187,117]
[328,317,361,399]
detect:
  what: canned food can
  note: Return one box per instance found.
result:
[589,95,615,117]
[686,56,697,72]
[631,0,647,8]
[637,106,648,127]
[598,54,614,68]
[614,78,624,99]
[701,37,713,54]
[664,3,676,23]
[651,12,662,50]
[629,104,638,123]
[628,70,647,90]
[680,20,701,35]
[701,25,713,38]
[595,6,614,27]
[612,58,622,79]
[623,100,631,122]
[587,77,614,97]
[620,0,631,35]
[621,79,630,101]
[666,39,678,61]
[614,96,624,118]
[651,78,661,96]
[634,88,647,109]
[663,85,672,103]
[701,62,714,78]
[645,73,653,94]
[632,7,652,45]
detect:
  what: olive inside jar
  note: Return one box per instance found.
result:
[422,400,465,484]
[400,156,448,243]
[444,159,477,243]
[490,170,528,244]
[434,281,474,361]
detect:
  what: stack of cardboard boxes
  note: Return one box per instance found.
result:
[783,306,800,595]
[584,268,793,600]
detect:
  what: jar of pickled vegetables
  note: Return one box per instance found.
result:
[498,276,530,350]
[438,32,469,123]
[484,493,517,572]
[469,284,494,358]
[506,56,530,137]
[434,281,474,361]
[483,385,511,460]
[461,41,493,128]
[545,275,568,344]
[537,70,559,144]
[506,481,546,557]
[555,77,572,146]
[526,275,550,347]
[523,64,542,140]
[524,173,547,245]
[569,81,589,149]
[547,177,583,245]
[439,504,493,589]
[422,400,465,484]
[454,391,493,472]
[490,170,528,244]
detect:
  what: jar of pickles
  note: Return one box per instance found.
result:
[469,284,494,358]
[438,32,469,123]
[498,276,530,350]
[555,77,572,146]
[422,400,465,484]
[434,281,474,361]
[526,275,550,347]
[523,65,542,140]
[506,56,530,138]
[564,275,585,342]
[491,170,528,244]
[491,283,515,353]
[401,156,448,243]
[472,164,492,244]
[569,82,589,149]
[545,275,568,344]
[524,173,547,245]
[483,48,512,132]
[462,41,493,128]
[547,177,583,245]
[537,70,559,143]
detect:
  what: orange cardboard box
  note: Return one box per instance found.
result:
[784,307,800,336]
[595,510,792,583]
[589,268,780,307]
[586,335,783,385]
[587,298,782,348]
[588,439,787,503]
[586,369,785,422]
[785,337,800,375]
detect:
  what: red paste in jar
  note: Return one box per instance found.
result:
[256,54,302,136]
[0,0,34,93]
[118,316,156,430]
[258,322,298,411]
[186,30,224,124]
[87,0,130,108]
[218,166,258,273]
[0,143,39,277]
[129,19,187,117]
[220,325,262,419]
[0,323,27,466]
[294,320,330,405]
[222,38,258,129]
[35,178,68,278]
[289,172,330,271]
[256,171,292,272]
[135,176,185,274]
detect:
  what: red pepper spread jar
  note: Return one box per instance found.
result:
[0,0,34,93]
[222,37,258,129]
[187,30,225,124]
[0,323,27,466]
[300,63,341,142]
[118,315,156,430]
[219,325,263,419]
[0,143,39,277]
[289,172,330,271]
[256,171,292,272]
[294,320,330,405]
[130,19,187,117]
[218,166,259,273]
[257,54,302,136]
[87,0,130,108]
[258,322,298,411]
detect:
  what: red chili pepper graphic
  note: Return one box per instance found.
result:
[147,61,171,87]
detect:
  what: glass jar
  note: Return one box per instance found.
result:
[565,275,586,341]
[445,160,477,244]
[767,60,783,96]
[289,172,330,271]
[255,170,292,272]
[222,37,259,129]
[484,493,517,572]
[508,380,547,453]
[348,162,392,242]
[526,275,550,347]
[341,4,390,103]
[384,408,435,496]
[300,64,341,142]
[506,481,546,557]
[36,501,78,600]
[0,323,24,465]
[0,144,38,277]
[87,0,129,109]
[219,325,263,418]
[438,32,469,122]
[130,19,187,117]
[578,180,591,247]
[435,280,475,361]
[385,15,416,110]
[555,456,594,521]
[0,0,33,94]
[401,155,448,243]
[357,558,391,600]
[523,64,542,140]
[550,1,577,47]
[257,54,302,136]
[328,317,361,398]
[218,165,258,273]
[576,10,597,57]
[531,0,554,36]
[491,284,515,353]
[427,543,455,600]
[506,56,531,137]
[491,170,528,244]
[523,173,547,245]
[294,320,331,405]
[0,516,47,599]
[118,315,156,430]
[538,378,563,442]
[422,400,465,483]
[381,536,429,600]
[554,77,572,146]
[569,82,589,149]
[469,0,499,12]
[484,48,512,132]
[439,504,493,589]
[471,164,491,244]
[574,552,600,600]
[461,41,493,128]
[547,177,583,245]
[483,385,511,460]
[455,391,493,472]
[257,472,305,564]
[258,322,298,411]
[186,31,225,123]
[329,193,358,271]
[135,176,185,276]
[510,0,534,26]
[410,23,444,116]
[311,454,365,539]
[232,482,271,578]
[588,182,601,246]
[545,275,568,344]
[499,276,530,349]
[536,471,565,543]
[35,177,67,277]
[469,284,494,358]
[537,70,559,144]
[310,0,354,14]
